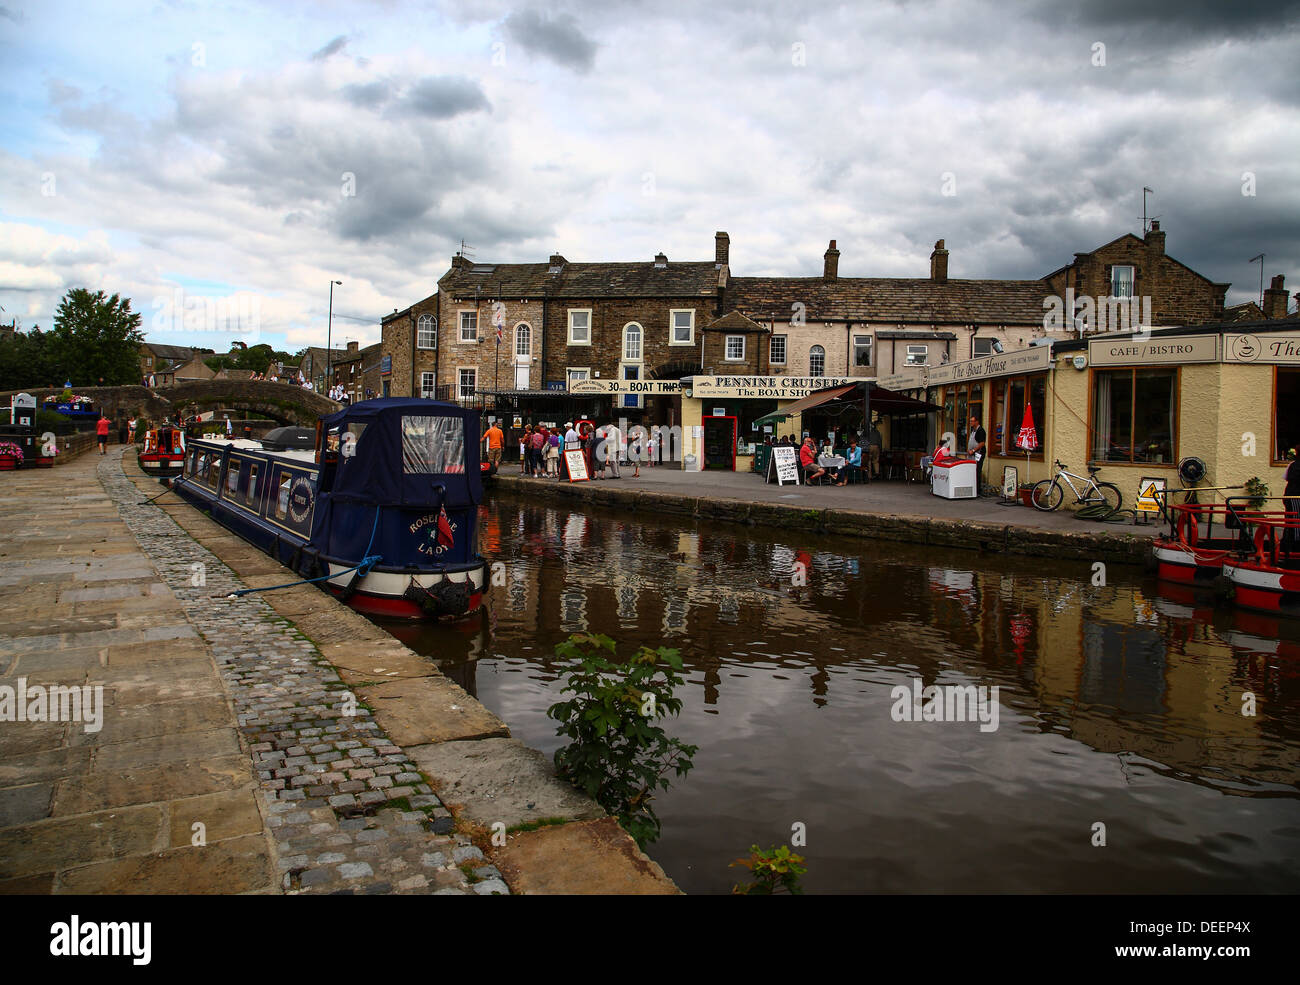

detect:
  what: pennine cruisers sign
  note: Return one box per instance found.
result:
[685,376,854,399]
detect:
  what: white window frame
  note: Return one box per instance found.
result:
[457,367,477,402]
[1110,265,1135,299]
[853,335,873,368]
[809,344,825,378]
[568,308,592,346]
[458,310,478,343]
[420,371,436,399]
[566,366,590,388]
[905,344,929,366]
[770,334,787,365]
[417,313,437,350]
[623,322,643,362]
[670,308,695,346]
[515,322,531,360]
[724,335,745,362]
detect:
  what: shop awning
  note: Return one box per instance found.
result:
[753,383,858,427]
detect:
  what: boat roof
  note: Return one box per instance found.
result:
[188,435,316,463]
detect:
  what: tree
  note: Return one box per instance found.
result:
[0,326,58,390]
[49,289,145,386]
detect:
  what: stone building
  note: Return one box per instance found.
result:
[329,340,383,403]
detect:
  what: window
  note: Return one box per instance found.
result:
[515,323,531,358]
[566,367,590,387]
[401,416,466,474]
[275,473,292,518]
[226,458,241,495]
[1110,265,1135,299]
[568,309,591,345]
[938,382,984,453]
[670,309,694,345]
[972,338,995,358]
[420,372,436,399]
[417,314,437,349]
[853,335,873,368]
[623,323,642,361]
[725,335,745,361]
[809,345,825,377]
[1092,368,1176,464]
[457,368,477,402]
[991,375,1046,459]
[247,462,260,507]
[1276,368,1300,463]
[905,344,928,366]
[459,311,478,342]
[770,335,787,365]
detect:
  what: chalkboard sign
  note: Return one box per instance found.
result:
[1001,465,1018,500]
[766,445,800,486]
[564,449,589,482]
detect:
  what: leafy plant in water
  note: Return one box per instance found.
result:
[730,844,808,895]
[547,633,697,848]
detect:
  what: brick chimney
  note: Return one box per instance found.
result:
[930,239,949,283]
[1144,219,1166,256]
[346,340,359,355]
[715,231,730,266]
[654,252,668,268]
[451,253,472,271]
[823,240,840,280]
[549,253,566,267]
[1263,274,1289,319]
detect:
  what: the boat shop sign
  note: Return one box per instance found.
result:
[686,376,854,399]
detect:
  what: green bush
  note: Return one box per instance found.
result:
[547,633,697,848]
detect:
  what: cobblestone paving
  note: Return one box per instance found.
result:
[98,455,509,895]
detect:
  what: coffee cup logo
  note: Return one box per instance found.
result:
[1230,334,1260,362]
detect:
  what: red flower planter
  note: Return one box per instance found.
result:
[0,456,18,471]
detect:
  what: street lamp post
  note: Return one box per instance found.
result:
[327,280,342,395]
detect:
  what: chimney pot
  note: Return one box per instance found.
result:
[823,240,840,280]
[930,239,949,283]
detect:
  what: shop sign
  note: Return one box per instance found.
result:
[1223,332,1300,364]
[1088,334,1218,366]
[768,445,800,485]
[877,370,925,390]
[568,379,682,395]
[687,376,853,399]
[926,345,1052,385]
[380,355,392,377]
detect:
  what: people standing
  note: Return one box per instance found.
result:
[866,420,883,479]
[582,424,597,478]
[967,414,987,489]
[484,420,504,472]
[521,425,534,476]
[127,416,137,444]
[1283,449,1299,553]
[96,413,110,455]
[603,422,622,479]
[531,425,547,477]
[545,427,560,477]
[225,414,233,438]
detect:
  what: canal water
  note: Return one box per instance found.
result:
[384,493,1300,894]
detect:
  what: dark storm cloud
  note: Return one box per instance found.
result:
[502,9,597,73]
[403,75,491,118]
[312,35,349,60]
[1028,0,1300,44]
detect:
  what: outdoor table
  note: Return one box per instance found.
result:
[818,455,845,469]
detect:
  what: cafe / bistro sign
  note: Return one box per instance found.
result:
[686,376,853,399]
[568,379,682,395]
[1088,334,1219,366]
[1223,332,1300,364]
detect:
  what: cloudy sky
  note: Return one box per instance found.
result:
[2,0,1297,353]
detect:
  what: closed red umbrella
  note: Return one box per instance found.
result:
[1016,402,1038,452]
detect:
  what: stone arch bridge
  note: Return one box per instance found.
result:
[2,380,341,427]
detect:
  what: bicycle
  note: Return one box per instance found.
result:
[1031,459,1123,516]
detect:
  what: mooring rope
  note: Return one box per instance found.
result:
[223,505,383,599]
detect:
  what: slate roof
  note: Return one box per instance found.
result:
[439,260,722,300]
[724,277,1052,326]
[143,342,203,361]
[704,310,768,333]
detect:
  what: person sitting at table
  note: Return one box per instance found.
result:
[799,437,825,484]
[845,438,863,483]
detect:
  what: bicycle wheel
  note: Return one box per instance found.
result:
[1032,479,1062,511]
[1094,482,1122,515]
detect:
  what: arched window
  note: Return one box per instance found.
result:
[810,345,825,377]
[624,322,643,361]
[417,314,437,349]
[515,323,531,358]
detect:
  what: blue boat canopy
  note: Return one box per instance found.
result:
[322,398,483,508]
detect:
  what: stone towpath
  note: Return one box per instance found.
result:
[1,448,679,894]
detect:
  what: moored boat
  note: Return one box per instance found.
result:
[170,397,489,620]
[1152,500,1243,585]
[138,424,186,481]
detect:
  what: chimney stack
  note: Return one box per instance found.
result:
[823,240,840,280]
[347,340,359,355]
[715,231,730,266]
[549,253,566,267]
[654,252,668,267]
[451,254,472,271]
[1145,219,1166,256]
[930,239,949,283]
[1263,274,1289,319]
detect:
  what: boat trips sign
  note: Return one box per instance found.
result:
[568,379,682,395]
[688,376,854,399]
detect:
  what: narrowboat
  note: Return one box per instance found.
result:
[138,424,186,481]
[1151,500,1243,585]
[1220,499,1300,616]
[170,397,489,620]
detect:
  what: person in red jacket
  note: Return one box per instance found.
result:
[96,413,110,455]
[799,436,825,484]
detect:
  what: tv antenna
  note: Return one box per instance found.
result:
[458,239,476,259]
[1249,254,1265,308]
[1138,187,1161,233]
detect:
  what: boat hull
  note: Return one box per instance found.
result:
[1222,559,1300,615]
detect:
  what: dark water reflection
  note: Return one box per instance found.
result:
[383,494,1300,894]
